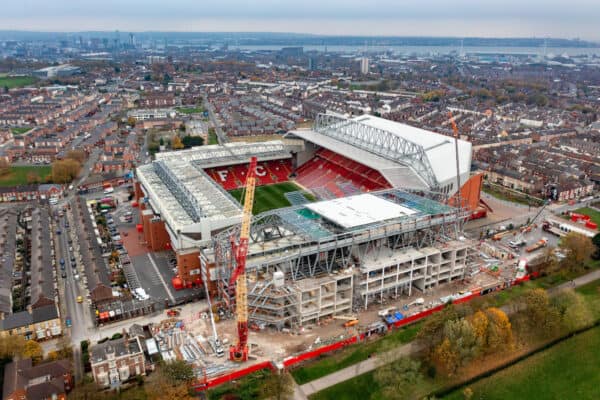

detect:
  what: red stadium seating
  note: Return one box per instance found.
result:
[294,149,391,198]
[205,159,292,190]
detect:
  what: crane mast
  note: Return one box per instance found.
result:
[229,156,257,362]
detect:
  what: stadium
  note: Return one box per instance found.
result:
[135,113,482,327]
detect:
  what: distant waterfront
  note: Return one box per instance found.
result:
[232,44,600,57]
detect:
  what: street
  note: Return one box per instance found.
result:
[202,93,228,144]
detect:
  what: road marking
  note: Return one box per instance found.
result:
[147,253,176,304]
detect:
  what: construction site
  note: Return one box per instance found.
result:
[131,114,530,383]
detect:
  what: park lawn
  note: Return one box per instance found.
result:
[10,127,32,135]
[0,76,37,89]
[208,130,219,145]
[442,326,600,400]
[572,207,600,226]
[292,322,422,385]
[0,166,51,187]
[230,182,310,214]
[576,278,600,319]
[176,106,204,114]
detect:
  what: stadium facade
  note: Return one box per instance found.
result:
[135,114,480,326]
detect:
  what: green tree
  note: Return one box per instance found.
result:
[259,371,295,400]
[417,305,460,348]
[161,359,195,384]
[591,233,600,260]
[373,356,423,400]
[560,232,594,273]
[551,289,593,331]
[443,318,481,370]
[181,135,204,148]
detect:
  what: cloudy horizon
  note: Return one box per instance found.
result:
[2,0,599,41]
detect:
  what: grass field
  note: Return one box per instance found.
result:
[572,207,600,226]
[176,106,204,114]
[207,130,219,145]
[293,323,422,385]
[0,76,37,89]
[229,181,312,214]
[442,326,600,400]
[10,127,32,135]
[0,166,51,187]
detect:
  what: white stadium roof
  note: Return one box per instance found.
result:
[288,114,472,194]
[353,115,472,186]
[306,193,417,229]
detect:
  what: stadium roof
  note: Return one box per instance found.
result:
[287,129,428,190]
[155,140,291,169]
[136,160,242,235]
[354,115,472,185]
[288,114,472,193]
[306,193,417,229]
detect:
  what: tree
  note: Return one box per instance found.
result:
[551,289,593,331]
[417,305,460,348]
[127,116,137,127]
[442,318,481,370]
[171,135,184,150]
[23,340,43,364]
[484,307,514,354]
[161,359,195,384]
[433,338,460,376]
[373,356,422,399]
[259,371,295,400]
[521,288,560,338]
[591,233,600,260]
[463,387,474,400]
[159,137,164,146]
[52,158,81,183]
[66,150,86,164]
[469,310,489,341]
[181,135,204,148]
[0,335,26,358]
[560,232,594,273]
[145,361,195,400]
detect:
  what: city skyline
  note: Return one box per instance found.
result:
[2,0,600,40]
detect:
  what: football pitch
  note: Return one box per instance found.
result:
[229,181,313,214]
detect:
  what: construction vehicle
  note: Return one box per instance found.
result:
[526,238,548,253]
[402,297,425,310]
[228,157,257,362]
[510,201,549,248]
[343,319,360,328]
[166,309,180,318]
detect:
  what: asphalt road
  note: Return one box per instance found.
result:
[203,93,228,145]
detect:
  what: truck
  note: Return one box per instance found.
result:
[525,238,548,253]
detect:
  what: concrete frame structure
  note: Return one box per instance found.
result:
[208,189,475,328]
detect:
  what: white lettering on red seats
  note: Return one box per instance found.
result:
[255,165,267,176]
[217,170,229,182]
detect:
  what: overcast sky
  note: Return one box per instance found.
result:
[2,0,600,40]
